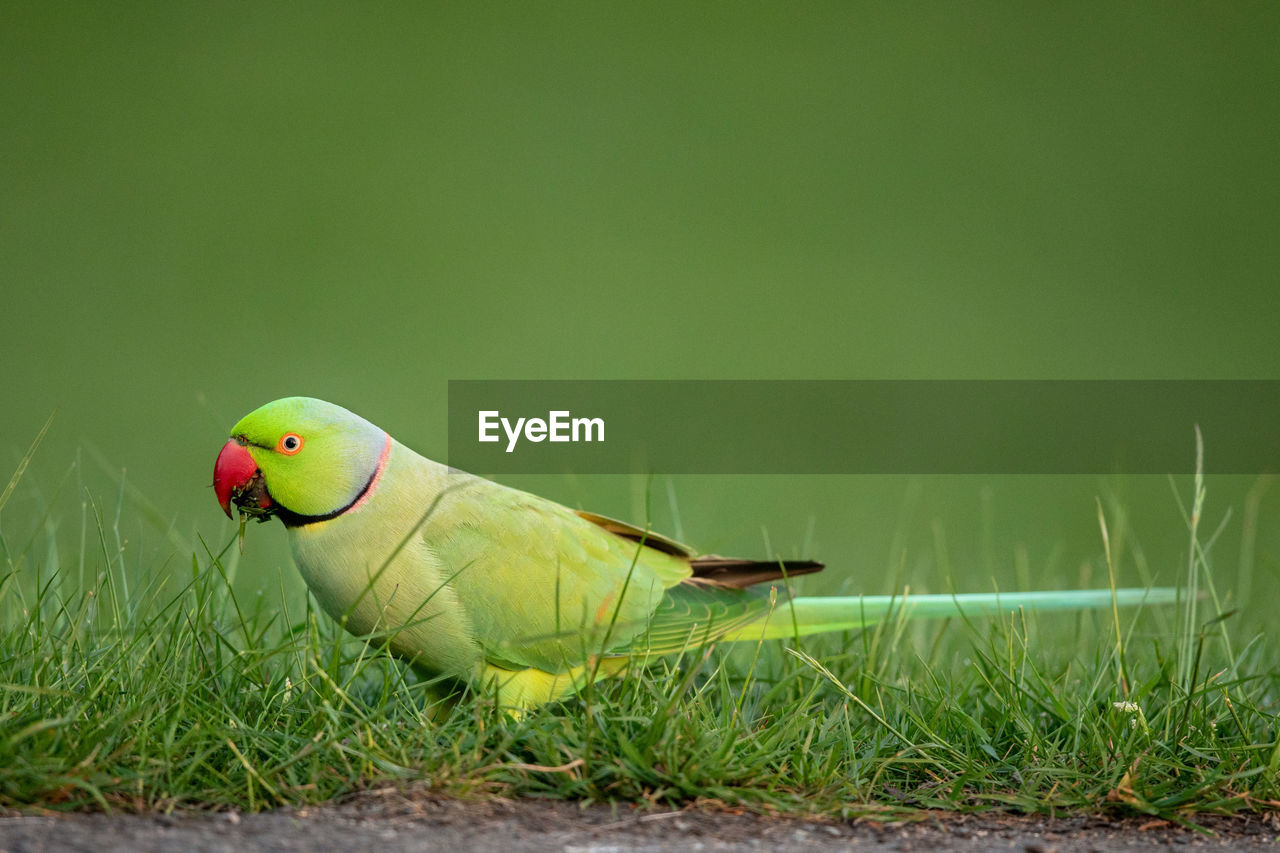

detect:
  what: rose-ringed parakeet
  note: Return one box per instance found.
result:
[214,397,1177,711]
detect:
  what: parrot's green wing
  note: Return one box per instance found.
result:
[622,582,776,655]
[428,477,693,674]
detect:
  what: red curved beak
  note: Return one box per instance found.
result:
[214,439,269,518]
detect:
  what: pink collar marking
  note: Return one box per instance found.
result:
[347,432,392,514]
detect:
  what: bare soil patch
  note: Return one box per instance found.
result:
[3,791,1278,852]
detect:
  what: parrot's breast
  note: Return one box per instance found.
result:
[286,443,483,678]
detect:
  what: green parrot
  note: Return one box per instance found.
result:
[214,396,1178,711]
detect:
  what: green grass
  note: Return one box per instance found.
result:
[1,449,1277,821]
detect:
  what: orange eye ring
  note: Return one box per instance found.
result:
[277,433,304,455]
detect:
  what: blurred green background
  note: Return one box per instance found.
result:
[2,3,1278,626]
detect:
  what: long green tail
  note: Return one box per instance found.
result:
[720,587,1181,642]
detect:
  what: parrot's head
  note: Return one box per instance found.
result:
[214,397,389,525]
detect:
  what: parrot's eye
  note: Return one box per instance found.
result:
[278,433,304,455]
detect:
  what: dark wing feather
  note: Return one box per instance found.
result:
[689,556,824,589]
[576,509,825,590]
[574,510,694,557]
